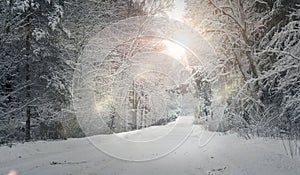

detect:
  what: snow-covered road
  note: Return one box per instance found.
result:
[1,116,300,175]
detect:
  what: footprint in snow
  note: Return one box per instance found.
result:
[207,166,227,175]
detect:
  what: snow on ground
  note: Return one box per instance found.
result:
[1,116,300,175]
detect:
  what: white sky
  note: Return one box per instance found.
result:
[169,0,185,21]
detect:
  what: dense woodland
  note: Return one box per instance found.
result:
[1,0,300,154]
[186,0,300,141]
[0,0,173,143]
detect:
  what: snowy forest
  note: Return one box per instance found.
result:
[0,0,175,142]
[1,0,300,174]
[186,0,300,139]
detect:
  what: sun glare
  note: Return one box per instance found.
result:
[95,95,112,112]
[161,40,187,61]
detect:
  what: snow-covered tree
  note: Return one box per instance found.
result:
[185,0,300,138]
[0,0,69,142]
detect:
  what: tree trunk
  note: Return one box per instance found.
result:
[25,12,31,141]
